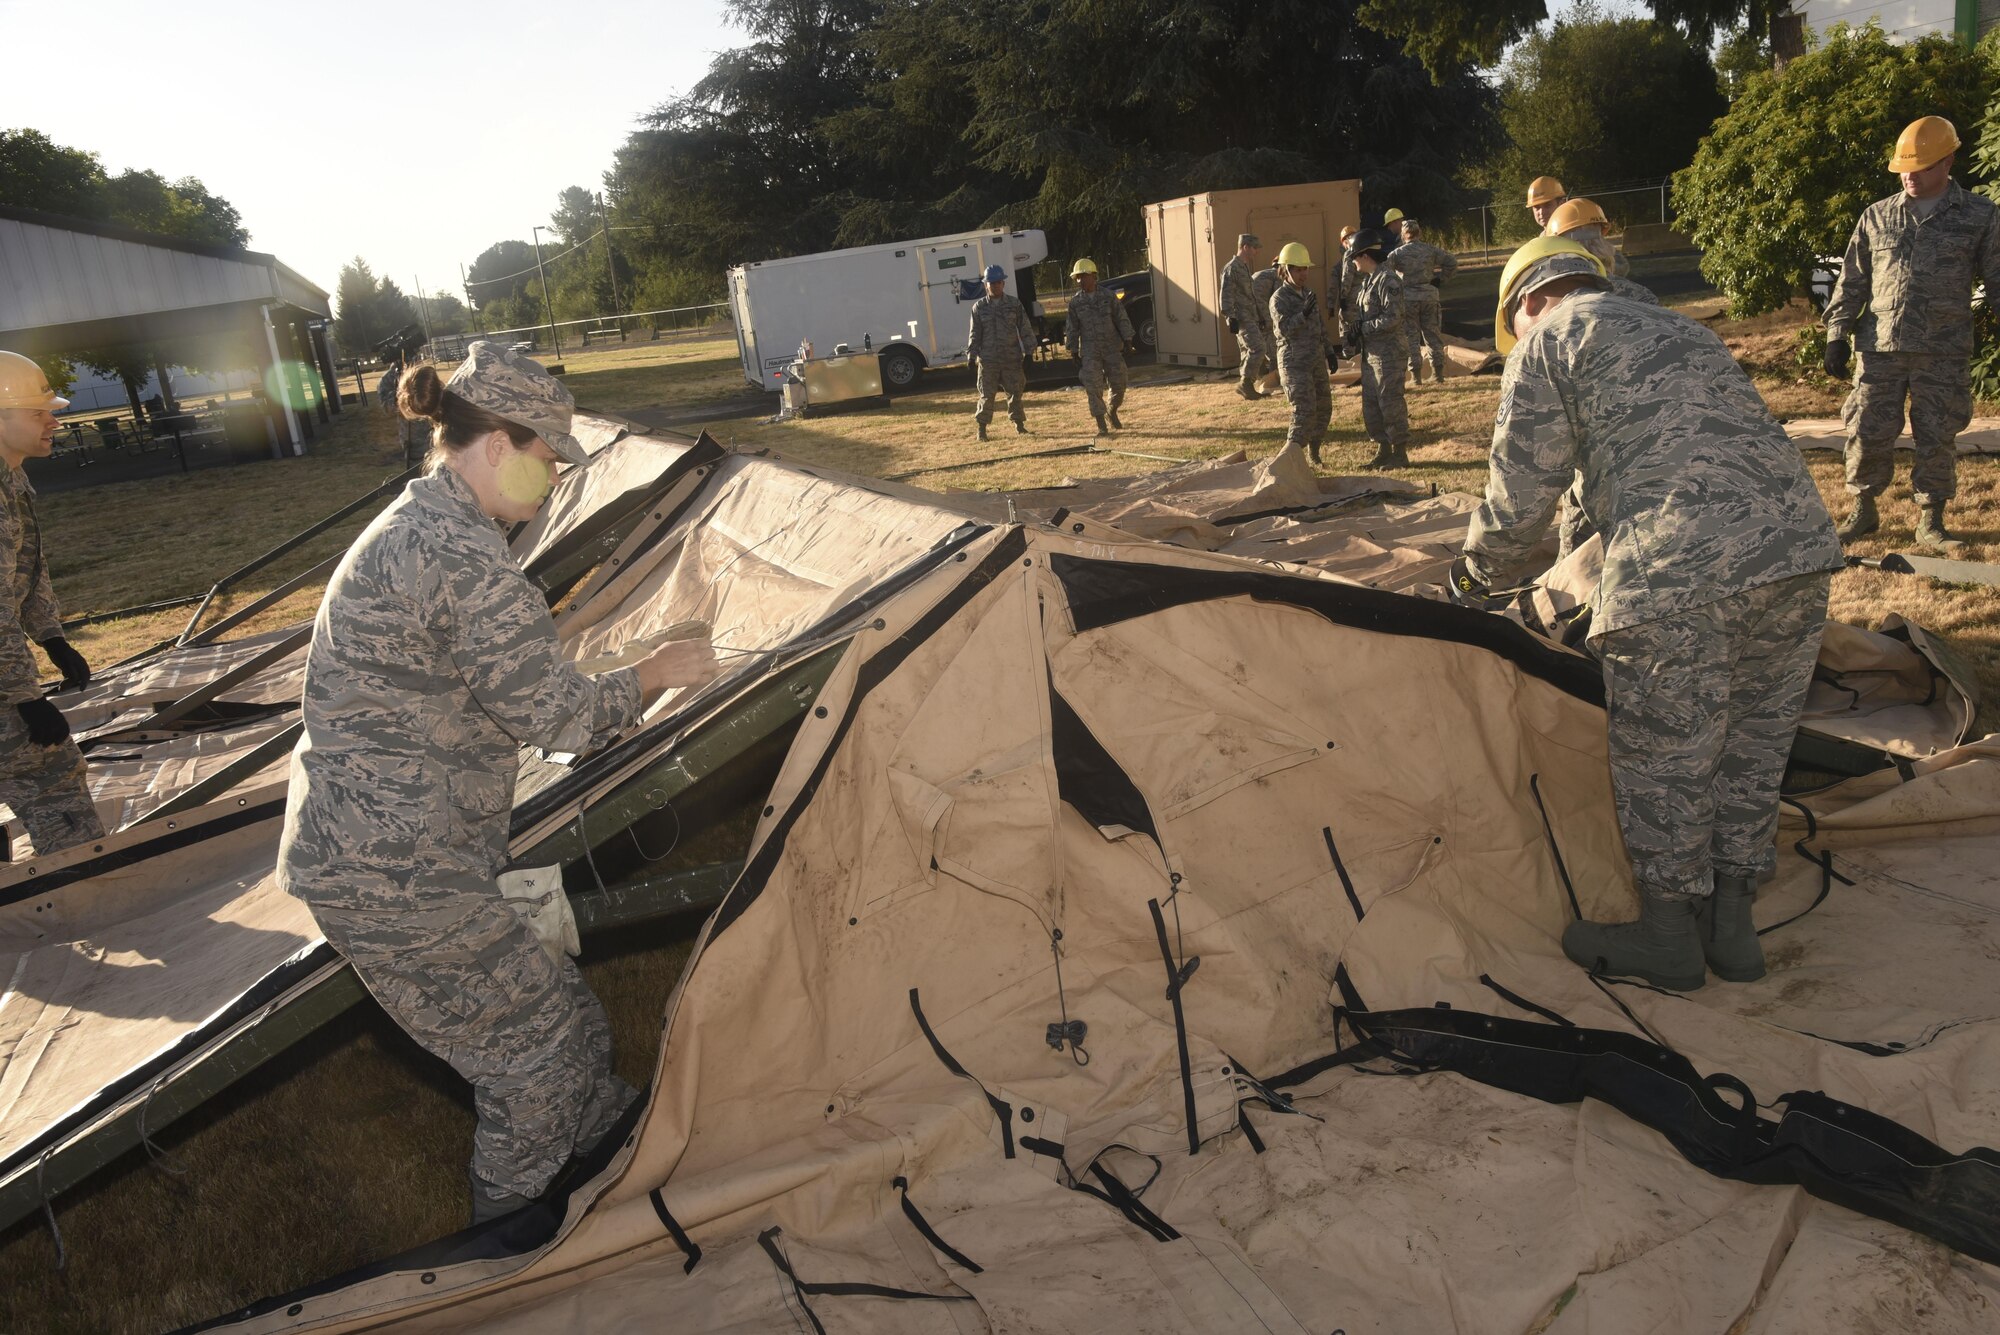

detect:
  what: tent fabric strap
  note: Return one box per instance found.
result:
[1346,1004,2000,1267]
[1321,826,1365,920]
[892,1176,983,1273]
[756,1226,975,1316]
[908,988,1016,1158]
[647,1187,701,1274]
[1148,897,1202,1157]
[1528,773,1584,921]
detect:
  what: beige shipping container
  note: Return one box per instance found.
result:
[1144,180,1362,368]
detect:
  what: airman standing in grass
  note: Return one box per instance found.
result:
[968,264,1037,441]
[1824,115,2000,551]
[0,350,102,857]
[278,342,718,1224]
[1220,234,1269,400]
[1453,238,1843,995]
[1389,215,1458,384]
[1064,258,1135,435]
[1269,242,1333,465]
[1250,257,1285,394]
[1344,229,1411,468]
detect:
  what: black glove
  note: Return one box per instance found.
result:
[16,697,70,746]
[1226,316,1241,335]
[1446,555,1493,607]
[1823,337,1851,381]
[1326,347,1340,371]
[40,637,89,691]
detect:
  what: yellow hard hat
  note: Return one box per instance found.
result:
[1275,241,1313,268]
[1494,237,1605,354]
[1383,207,1404,224]
[1070,257,1098,278]
[0,350,68,411]
[1547,197,1609,237]
[1525,175,1566,208]
[1889,116,1959,172]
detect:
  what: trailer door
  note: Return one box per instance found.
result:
[919,239,981,362]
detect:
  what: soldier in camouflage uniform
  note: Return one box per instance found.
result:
[0,351,101,858]
[1454,240,1843,992]
[1249,261,1283,393]
[1335,225,1360,347]
[1220,234,1268,399]
[1389,218,1458,383]
[1344,230,1410,468]
[967,265,1037,440]
[1268,243,1333,465]
[1825,116,2000,550]
[1065,258,1135,434]
[278,341,718,1223]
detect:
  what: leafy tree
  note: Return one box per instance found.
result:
[549,186,602,248]
[1478,4,1726,242]
[466,239,549,333]
[1713,24,1774,101]
[607,0,1506,305]
[0,129,107,218]
[332,259,421,358]
[1674,24,1998,317]
[1357,1,1790,79]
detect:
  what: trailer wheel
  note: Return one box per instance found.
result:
[878,345,924,392]
[1130,297,1157,352]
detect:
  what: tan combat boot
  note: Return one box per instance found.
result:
[1915,499,1966,552]
[1834,494,1878,543]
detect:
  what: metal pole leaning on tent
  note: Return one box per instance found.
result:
[176,465,419,646]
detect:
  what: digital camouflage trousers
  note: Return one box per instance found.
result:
[313,888,632,1200]
[1842,351,1971,502]
[0,706,103,856]
[1595,571,1831,900]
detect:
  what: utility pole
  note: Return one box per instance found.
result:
[413,275,433,343]
[598,192,623,333]
[531,225,563,359]
[461,263,481,333]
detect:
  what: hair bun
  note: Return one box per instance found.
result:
[397,364,445,422]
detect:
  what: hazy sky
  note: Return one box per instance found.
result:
[2,0,736,306]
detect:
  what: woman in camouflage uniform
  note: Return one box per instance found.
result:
[278,342,717,1223]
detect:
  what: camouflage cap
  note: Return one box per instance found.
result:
[1507,253,1608,317]
[445,340,588,465]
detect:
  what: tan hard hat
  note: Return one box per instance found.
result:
[1338,225,1358,243]
[1889,116,1959,172]
[1547,197,1609,237]
[1526,176,1566,208]
[0,351,69,411]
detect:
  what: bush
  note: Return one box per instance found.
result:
[1675,24,1999,318]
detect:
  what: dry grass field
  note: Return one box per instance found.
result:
[7,295,2000,1332]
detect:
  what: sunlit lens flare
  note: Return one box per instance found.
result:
[262,360,319,410]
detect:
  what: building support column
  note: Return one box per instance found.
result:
[259,303,303,457]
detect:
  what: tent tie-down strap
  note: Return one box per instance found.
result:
[1478,975,1575,1027]
[909,988,1016,1158]
[893,1176,983,1273]
[757,1225,974,1333]
[1062,1149,1180,1243]
[647,1188,701,1274]
[1528,774,1584,921]
[1148,897,1202,1157]
[1345,1004,2000,1268]
[1766,798,1854,938]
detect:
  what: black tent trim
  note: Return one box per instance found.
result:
[1343,1004,2000,1267]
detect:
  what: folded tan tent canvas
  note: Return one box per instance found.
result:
[5,420,1997,1333]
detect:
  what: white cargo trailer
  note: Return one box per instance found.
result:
[728,227,1049,392]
